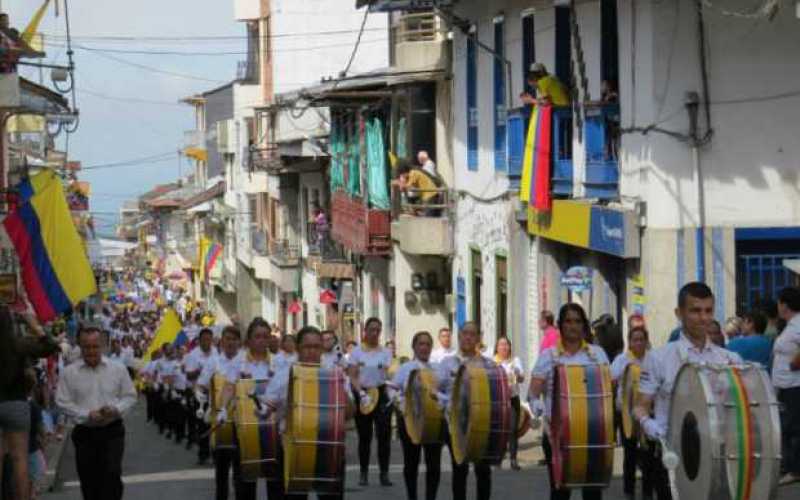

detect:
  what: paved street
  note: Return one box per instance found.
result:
[45,400,800,500]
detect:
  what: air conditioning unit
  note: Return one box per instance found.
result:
[217,120,234,154]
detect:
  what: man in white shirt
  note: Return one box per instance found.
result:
[183,328,218,462]
[635,282,743,497]
[417,150,437,177]
[320,330,344,369]
[430,327,456,364]
[772,286,800,485]
[56,328,137,500]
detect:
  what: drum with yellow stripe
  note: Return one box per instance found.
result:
[404,368,443,445]
[550,364,615,489]
[447,365,512,465]
[358,387,380,415]
[620,363,641,440]
[210,373,235,450]
[284,364,348,495]
[234,379,279,481]
[666,362,781,500]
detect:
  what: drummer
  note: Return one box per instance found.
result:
[634,282,742,498]
[183,327,218,464]
[216,317,276,500]
[438,321,495,500]
[610,325,652,499]
[346,317,394,487]
[528,303,610,500]
[494,336,524,471]
[261,325,354,500]
[321,330,345,369]
[392,331,443,500]
[196,326,244,500]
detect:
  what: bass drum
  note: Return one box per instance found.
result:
[283,364,348,495]
[209,373,235,450]
[666,363,781,500]
[620,363,641,440]
[404,368,444,445]
[550,364,615,489]
[234,379,279,481]
[447,365,511,465]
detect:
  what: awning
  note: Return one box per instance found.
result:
[527,200,640,259]
[784,259,800,275]
[187,201,211,213]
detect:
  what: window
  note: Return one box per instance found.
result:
[471,248,482,328]
[555,6,571,86]
[522,10,536,92]
[601,0,619,87]
[466,29,478,171]
[496,255,508,339]
[493,16,507,172]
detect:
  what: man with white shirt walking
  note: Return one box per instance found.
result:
[430,327,456,364]
[56,327,137,500]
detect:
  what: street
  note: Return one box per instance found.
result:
[44,400,800,500]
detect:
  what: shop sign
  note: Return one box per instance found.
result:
[561,266,593,293]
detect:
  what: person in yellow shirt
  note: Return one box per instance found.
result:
[520,62,571,107]
[392,160,441,216]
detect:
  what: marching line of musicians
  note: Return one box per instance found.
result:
[135,280,788,500]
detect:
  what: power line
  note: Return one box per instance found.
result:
[342,10,370,78]
[82,49,227,84]
[82,152,178,171]
[42,27,386,43]
[77,87,184,106]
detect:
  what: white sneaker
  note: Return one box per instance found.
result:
[779,473,800,486]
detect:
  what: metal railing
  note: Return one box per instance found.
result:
[269,238,300,266]
[391,185,451,219]
[183,130,205,149]
[394,12,447,43]
[307,222,347,262]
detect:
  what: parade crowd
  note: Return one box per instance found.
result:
[0,270,799,500]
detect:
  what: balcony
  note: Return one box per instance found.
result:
[249,227,300,292]
[583,103,620,201]
[390,186,453,256]
[183,130,207,162]
[331,191,391,256]
[392,12,449,72]
[307,222,353,279]
[269,238,300,268]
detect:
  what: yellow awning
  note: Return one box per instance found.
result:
[7,114,45,133]
[183,147,208,162]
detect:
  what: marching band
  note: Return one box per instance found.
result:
[129,280,786,500]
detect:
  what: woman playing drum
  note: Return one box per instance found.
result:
[610,325,652,499]
[494,336,524,471]
[346,317,394,487]
[528,303,610,500]
[392,331,444,500]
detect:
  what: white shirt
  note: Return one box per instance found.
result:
[272,352,298,372]
[321,351,345,369]
[121,346,136,368]
[437,353,497,407]
[108,351,127,367]
[610,351,645,409]
[531,343,610,418]
[639,333,742,431]
[430,346,457,364]
[422,160,437,177]
[772,315,800,389]
[55,357,137,427]
[391,358,437,412]
[183,346,219,383]
[156,359,180,384]
[224,352,273,383]
[347,346,392,388]
[496,356,524,397]
[198,351,244,387]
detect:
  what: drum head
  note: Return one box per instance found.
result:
[668,364,724,499]
[404,368,443,445]
[448,365,472,465]
[621,364,641,440]
[359,387,380,415]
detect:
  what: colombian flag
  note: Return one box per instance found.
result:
[144,308,183,361]
[519,105,553,211]
[3,171,97,322]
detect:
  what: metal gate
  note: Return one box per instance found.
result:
[736,253,800,312]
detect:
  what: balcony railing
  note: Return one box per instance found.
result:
[183,130,205,149]
[307,222,348,262]
[331,191,391,256]
[394,12,447,44]
[583,103,620,200]
[269,238,300,267]
[391,185,451,219]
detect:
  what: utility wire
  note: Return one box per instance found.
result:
[77,87,184,106]
[82,49,227,83]
[82,152,178,171]
[42,27,386,42]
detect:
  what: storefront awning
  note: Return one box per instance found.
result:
[527,200,640,259]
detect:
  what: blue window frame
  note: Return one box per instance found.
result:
[493,17,506,172]
[466,31,478,171]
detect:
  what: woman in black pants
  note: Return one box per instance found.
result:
[493,336,524,470]
[347,317,393,487]
[391,331,443,500]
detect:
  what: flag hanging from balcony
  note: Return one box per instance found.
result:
[198,237,222,284]
[519,105,553,211]
[3,170,97,322]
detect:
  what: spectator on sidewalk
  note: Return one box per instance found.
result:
[726,310,772,368]
[0,308,60,500]
[56,327,137,500]
[539,310,559,351]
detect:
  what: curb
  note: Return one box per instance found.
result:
[40,424,72,493]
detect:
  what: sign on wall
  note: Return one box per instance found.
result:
[561,266,593,293]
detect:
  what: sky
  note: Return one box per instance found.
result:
[4,0,242,236]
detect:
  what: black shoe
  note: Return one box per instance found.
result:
[379,473,393,487]
[165,432,172,439]
[511,459,521,471]
[359,471,368,486]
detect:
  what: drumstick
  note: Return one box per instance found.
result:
[658,438,681,500]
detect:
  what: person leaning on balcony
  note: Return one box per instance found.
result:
[391,159,440,216]
[520,62,571,107]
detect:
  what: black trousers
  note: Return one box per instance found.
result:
[166,393,186,442]
[444,429,491,500]
[154,388,167,432]
[354,387,391,474]
[640,440,672,499]
[145,388,155,422]
[509,396,521,462]
[72,420,125,500]
[779,386,800,475]
[542,433,602,500]
[398,415,442,500]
